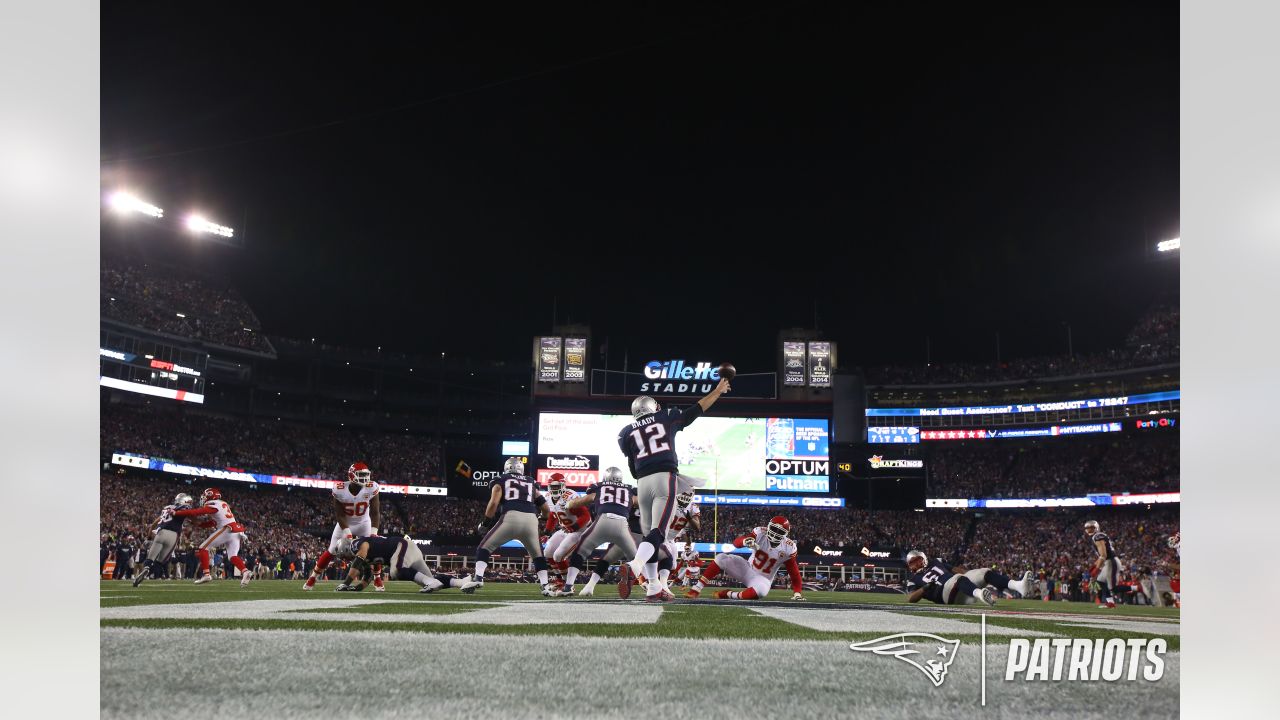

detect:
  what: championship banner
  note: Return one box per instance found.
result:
[536,336,562,383]
[807,341,832,387]
[563,337,587,382]
[782,341,807,386]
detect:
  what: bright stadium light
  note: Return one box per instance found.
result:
[1157,237,1180,252]
[185,214,235,238]
[108,191,164,218]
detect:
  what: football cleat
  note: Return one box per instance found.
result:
[715,589,731,600]
[617,564,633,600]
[643,590,672,603]
[132,567,151,588]
[685,587,701,599]
[240,571,253,588]
[193,573,212,585]
[373,579,386,592]
[578,586,594,597]
[1105,600,1116,609]
[541,583,560,597]
[979,587,997,606]
[335,583,353,591]
[459,575,483,594]
[302,576,317,591]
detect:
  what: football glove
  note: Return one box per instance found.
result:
[792,592,804,601]
[742,536,758,549]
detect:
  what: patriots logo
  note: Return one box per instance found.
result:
[849,634,960,687]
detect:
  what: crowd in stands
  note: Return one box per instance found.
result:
[100,257,274,353]
[867,306,1178,385]
[101,403,443,484]
[963,507,1180,591]
[927,434,1178,498]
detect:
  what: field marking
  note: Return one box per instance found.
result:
[752,607,1057,637]
[101,598,663,625]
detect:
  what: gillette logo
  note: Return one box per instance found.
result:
[643,360,722,381]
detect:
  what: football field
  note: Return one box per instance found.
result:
[101,579,1179,719]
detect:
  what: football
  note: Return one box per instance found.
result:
[718,362,736,381]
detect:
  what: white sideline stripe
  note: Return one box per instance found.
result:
[752,607,1057,636]
[101,598,663,625]
[101,628,1180,720]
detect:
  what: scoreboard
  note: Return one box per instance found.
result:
[100,329,207,403]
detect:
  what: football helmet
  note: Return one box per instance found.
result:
[766,516,791,545]
[905,550,928,573]
[348,462,372,487]
[200,488,220,503]
[547,473,566,495]
[676,491,694,510]
[503,457,525,476]
[1167,532,1180,549]
[631,395,660,419]
[173,493,194,508]
[602,466,624,484]
[334,537,359,559]
[1083,520,1100,535]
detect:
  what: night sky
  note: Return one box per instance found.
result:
[100,3,1179,372]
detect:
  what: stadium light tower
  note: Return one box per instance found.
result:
[1156,237,1180,252]
[107,191,163,218]
[185,214,235,238]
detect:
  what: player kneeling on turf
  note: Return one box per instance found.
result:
[686,516,804,601]
[903,550,1036,606]
[334,535,468,593]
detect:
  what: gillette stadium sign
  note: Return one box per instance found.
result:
[639,360,723,394]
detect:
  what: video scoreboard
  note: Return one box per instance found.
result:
[100,329,207,403]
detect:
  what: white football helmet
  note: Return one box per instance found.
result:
[905,550,928,573]
[503,457,525,476]
[631,395,660,419]
[173,493,194,507]
[1083,520,1100,535]
[602,466,624,483]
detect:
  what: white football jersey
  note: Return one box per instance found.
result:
[668,503,700,537]
[202,500,239,530]
[333,481,379,525]
[745,527,798,580]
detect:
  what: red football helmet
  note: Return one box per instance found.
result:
[766,515,791,545]
[200,488,221,503]
[547,473,566,495]
[348,462,372,487]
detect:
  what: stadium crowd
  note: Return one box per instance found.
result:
[927,434,1178,498]
[100,257,273,353]
[101,403,443,484]
[866,306,1178,385]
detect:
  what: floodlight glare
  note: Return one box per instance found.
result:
[1156,237,1180,252]
[108,191,164,218]
[186,214,235,238]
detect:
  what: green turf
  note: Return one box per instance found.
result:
[100,579,1179,649]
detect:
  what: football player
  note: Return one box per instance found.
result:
[133,492,194,587]
[461,458,556,596]
[660,491,701,588]
[619,379,730,601]
[541,474,571,587]
[675,545,703,587]
[304,462,385,591]
[1084,520,1123,608]
[559,467,638,597]
[686,516,805,601]
[902,551,1036,605]
[332,534,469,592]
[543,477,592,586]
[181,488,253,587]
